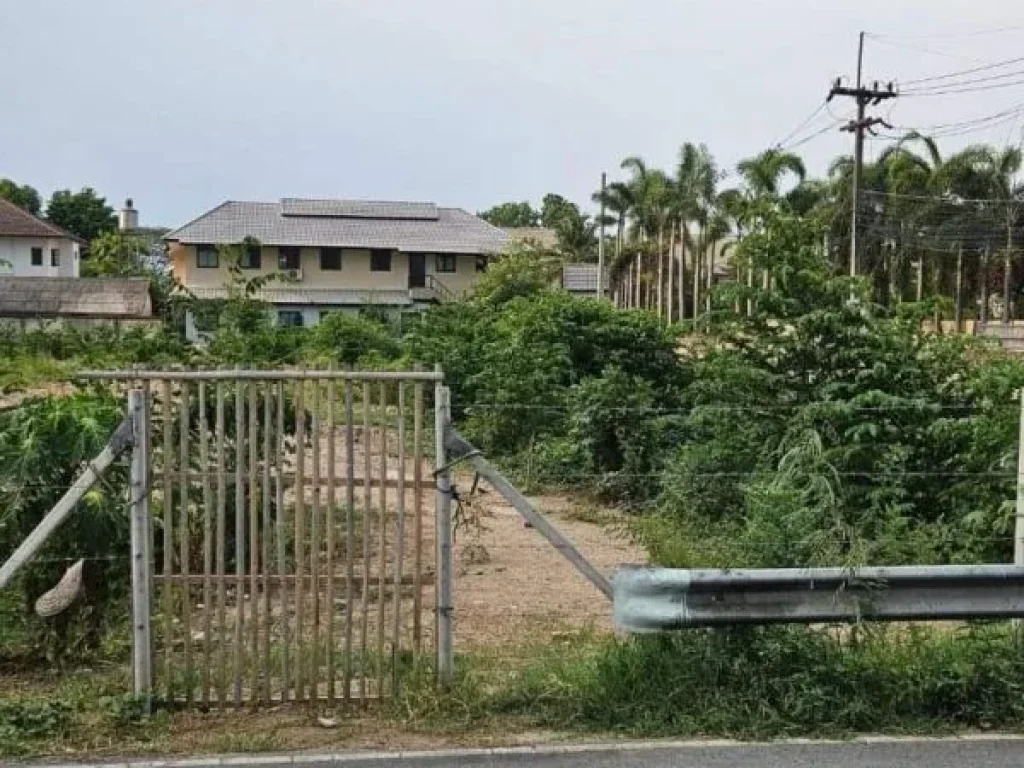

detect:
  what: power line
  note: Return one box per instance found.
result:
[869,25,1024,41]
[865,35,988,65]
[902,76,1024,97]
[898,55,1024,87]
[773,101,828,149]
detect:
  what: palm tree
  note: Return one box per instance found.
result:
[737,149,807,197]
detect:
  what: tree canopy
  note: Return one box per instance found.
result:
[0,178,42,215]
[45,188,117,242]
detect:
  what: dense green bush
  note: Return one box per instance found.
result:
[0,392,130,663]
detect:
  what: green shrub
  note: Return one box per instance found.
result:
[0,698,72,755]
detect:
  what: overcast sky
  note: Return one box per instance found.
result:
[2,0,1023,227]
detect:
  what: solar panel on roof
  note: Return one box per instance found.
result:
[280,198,439,220]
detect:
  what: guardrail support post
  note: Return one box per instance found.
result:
[129,388,153,710]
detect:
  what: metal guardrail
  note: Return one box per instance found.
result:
[613,565,1024,632]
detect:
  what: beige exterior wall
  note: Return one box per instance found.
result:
[170,243,482,296]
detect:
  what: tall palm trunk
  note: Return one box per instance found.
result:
[633,252,641,308]
[916,251,925,302]
[1005,214,1015,323]
[954,242,964,333]
[678,219,688,321]
[706,236,714,319]
[981,244,990,324]
[692,226,701,324]
[656,222,665,320]
[667,221,677,323]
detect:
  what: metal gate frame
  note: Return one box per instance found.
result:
[82,368,454,709]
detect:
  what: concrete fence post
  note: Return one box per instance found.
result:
[129,388,153,710]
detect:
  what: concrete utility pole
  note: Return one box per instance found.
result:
[827,31,897,277]
[597,172,606,299]
[1016,389,1024,567]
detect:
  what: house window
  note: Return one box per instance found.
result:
[31,247,43,266]
[197,245,219,268]
[370,249,392,272]
[435,254,457,273]
[476,255,487,273]
[277,310,304,328]
[278,247,301,271]
[51,248,60,267]
[239,242,261,269]
[320,247,342,270]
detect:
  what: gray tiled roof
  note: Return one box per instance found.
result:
[0,277,152,318]
[562,264,610,293]
[166,199,509,254]
[280,198,439,220]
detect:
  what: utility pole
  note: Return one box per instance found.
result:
[827,31,897,277]
[1016,389,1024,567]
[597,172,606,300]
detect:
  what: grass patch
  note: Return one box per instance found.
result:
[395,624,1024,740]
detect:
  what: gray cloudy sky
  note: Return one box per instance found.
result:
[2,0,1023,227]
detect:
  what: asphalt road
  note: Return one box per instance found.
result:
[36,739,1024,768]
[293,740,1024,767]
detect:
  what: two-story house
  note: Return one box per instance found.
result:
[165,198,509,339]
[0,197,82,277]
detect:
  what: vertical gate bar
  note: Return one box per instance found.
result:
[233,378,246,707]
[275,381,289,703]
[435,377,453,688]
[179,382,192,704]
[199,381,213,705]
[311,381,323,700]
[413,375,424,653]
[392,381,407,692]
[294,379,307,702]
[129,389,153,709]
[343,379,355,703]
[216,381,228,706]
[377,382,388,697]
[326,378,337,703]
[262,385,272,702]
[161,379,174,701]
[359,381,371,705]
[248,381,260,702]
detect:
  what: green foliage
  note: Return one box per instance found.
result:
[478,200,540,228]
[306,311,401,365]
[45,188,117,242]
[0,178,42,215]
[407,257,683,498]
[0,698,72,755]
[0,392,131,663]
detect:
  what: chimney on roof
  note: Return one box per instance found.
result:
[118,198,139,232]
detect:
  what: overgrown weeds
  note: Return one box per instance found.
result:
[394,624,1024,739]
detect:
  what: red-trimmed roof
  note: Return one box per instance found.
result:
[0,197,83,241]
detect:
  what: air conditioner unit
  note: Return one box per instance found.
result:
[285,269,303,281]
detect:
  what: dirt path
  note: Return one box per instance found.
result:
[451,488,646,653]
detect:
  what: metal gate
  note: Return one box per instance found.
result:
[85,368,451,707]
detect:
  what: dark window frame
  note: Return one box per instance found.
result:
[278,246,301,271]
[50,248,60,267]
[277,309,304,328]
[370,249,392,272]
[320,247,342,271]
[435,253,457,273]
[196,245,219,268]
[30,247,43,266]
[475,255,487,273]
[239,242,262,270]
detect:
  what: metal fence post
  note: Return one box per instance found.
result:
[129,388,153,709]
[434,372,454,688]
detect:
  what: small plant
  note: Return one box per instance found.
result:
[0,698,72,756]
